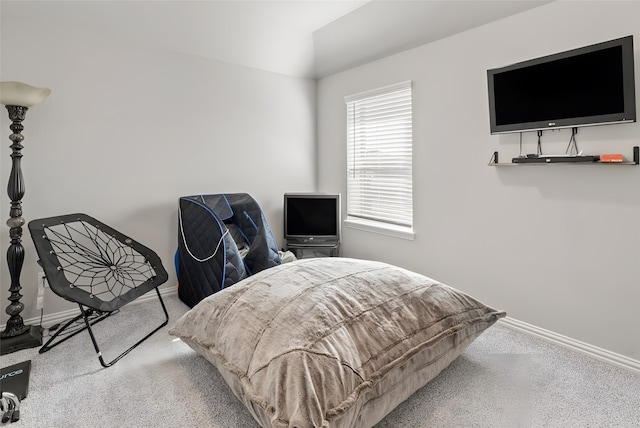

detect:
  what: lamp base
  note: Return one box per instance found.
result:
[0,325,42,355]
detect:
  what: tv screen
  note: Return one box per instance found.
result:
[284,193,340,244]
[487,35,636,134]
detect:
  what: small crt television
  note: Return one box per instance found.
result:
[284,193,341,245]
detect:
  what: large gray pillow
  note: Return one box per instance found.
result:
[170,257,505,427]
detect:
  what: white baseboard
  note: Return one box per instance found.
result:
[4,292,639,374]
[499,317,640,374]
[0,286,178,331]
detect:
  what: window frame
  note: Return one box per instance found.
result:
[344,81,415,240]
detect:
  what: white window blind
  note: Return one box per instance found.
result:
[345,81,413,230]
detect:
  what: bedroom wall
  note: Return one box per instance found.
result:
[0,13,316,324]
[318,1,640,361]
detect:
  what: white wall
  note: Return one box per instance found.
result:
[318,1,640,360]
[0,14,316,323]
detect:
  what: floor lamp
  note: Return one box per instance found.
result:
[0,81,51,356]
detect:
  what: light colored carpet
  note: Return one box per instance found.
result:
[1,292,639,427]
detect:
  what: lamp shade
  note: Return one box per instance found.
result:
[0,81,51,107]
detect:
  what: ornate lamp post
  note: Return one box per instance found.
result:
[0,81,51,355]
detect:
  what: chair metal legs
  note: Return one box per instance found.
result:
[39,288,169,368]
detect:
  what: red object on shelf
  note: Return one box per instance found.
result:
[600,153,623,162]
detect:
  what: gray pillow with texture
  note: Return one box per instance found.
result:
[170,257,506,428]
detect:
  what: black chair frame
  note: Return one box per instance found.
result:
[29,213,169,368]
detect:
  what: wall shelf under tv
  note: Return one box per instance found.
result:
[488,146,639,166]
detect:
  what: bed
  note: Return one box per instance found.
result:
[169,257,506,428]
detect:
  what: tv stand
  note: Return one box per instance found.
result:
[286,241,340,259]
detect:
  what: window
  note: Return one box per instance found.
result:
[345,81,414,239]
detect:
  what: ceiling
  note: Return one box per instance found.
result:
[1,0,553,79]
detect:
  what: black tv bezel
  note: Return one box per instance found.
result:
[487,35,636,134]
[283,193,341,244]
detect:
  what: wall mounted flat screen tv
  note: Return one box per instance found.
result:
[284,193,340,244]
[487,35,636,134]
